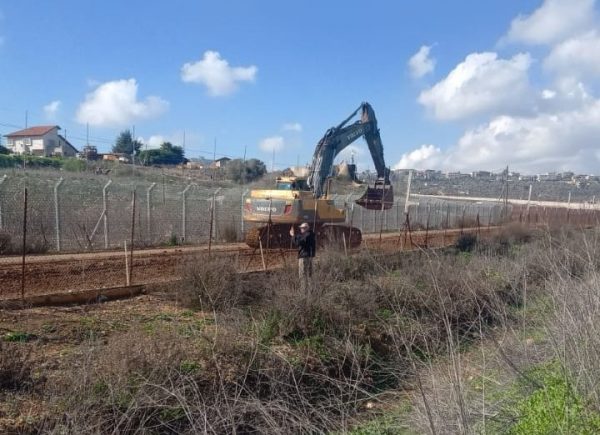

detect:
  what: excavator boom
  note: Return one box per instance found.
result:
[307,102,393,209]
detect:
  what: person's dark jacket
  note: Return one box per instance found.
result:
[293,230,316,258]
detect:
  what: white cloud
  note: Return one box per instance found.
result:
[418,52,533,120]
[544,30,600,77]
[259,136,284,152]
[76,79,169,127]
[43,100,61,120]
[181,51,257,96]
[335,145,364,163]
[504,0,596,45]
[144,135,166,149]
[408,45,436,78]
[282,122,302,132]
[399,99,600,173]
[394,144,443,170]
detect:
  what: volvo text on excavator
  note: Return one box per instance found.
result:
[243,102,393,249]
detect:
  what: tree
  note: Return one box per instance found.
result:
[112,130,142,155]
[226,158,267,184]
[0,145,10,155]
[138,142,185,166]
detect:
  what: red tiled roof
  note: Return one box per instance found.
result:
[5,125,59,137]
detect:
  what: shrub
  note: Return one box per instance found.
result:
[456,233,477,252]
[220,221,239,243]
[179,255,243,311]
[62,158,87,172]
[0,342,35,391]
[0,231,11,254]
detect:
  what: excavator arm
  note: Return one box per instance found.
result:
[307,102,392,208]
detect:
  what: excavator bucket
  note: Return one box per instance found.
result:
[355,180,394,210]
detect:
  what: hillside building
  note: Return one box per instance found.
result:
[4,125,78,157]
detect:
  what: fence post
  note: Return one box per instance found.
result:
[360,206,364,232]
[0,175,7,230]
[146,183,156,241]
[103,179,112,249]
[241,189,249,235]
[181,184,192,242]
[212,188,222,241]
[21,187,28,301]
[129,189,136,284]
[404,170,413,213]
[53,178,64,251]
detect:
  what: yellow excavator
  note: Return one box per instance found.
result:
[243,102,393,249]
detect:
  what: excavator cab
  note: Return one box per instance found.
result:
[355,178,394,210]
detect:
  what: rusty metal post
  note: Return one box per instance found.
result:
[21,188,28,301]
[129,189,136,284]
[124,240,130,286]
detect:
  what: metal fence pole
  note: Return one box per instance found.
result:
[103,179,112,249]
[0,175,7,230]
[212,188,222,241]
[53,178,64,251]
[21,187,28,301]
[182,184,192,242]
[146,183,156,241]
[360,206,364,232]
[241,189,249,235]
[404,170,413,213]
[129,189,136,284]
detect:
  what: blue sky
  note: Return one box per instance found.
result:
[1,0,599,174]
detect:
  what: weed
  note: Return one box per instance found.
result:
[4,331,35,343]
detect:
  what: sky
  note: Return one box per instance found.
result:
[0,0,599,174]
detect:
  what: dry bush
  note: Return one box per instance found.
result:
[456,233,478,252]
[0,231,11,254]
[42,320,376,434]
[179,255,244,311]
[538,230,600,408]
[38,229,556,434]
[219,220,239,243]
[0,342,35,391]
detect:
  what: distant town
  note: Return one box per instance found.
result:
[391,169,599,186]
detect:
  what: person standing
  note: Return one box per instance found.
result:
[290,222,316,291]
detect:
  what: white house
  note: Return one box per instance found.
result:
[4,125,78,157]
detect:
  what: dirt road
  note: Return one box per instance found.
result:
[0,226,498,300]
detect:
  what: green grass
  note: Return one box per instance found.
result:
[3,331,35,342]
[484,361,600,434]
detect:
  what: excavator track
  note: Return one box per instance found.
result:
[245,224,362,250]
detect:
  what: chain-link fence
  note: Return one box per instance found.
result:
[4,171,600,302]
[0,173,512,254]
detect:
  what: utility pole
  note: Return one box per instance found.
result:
[25,110,28,128]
